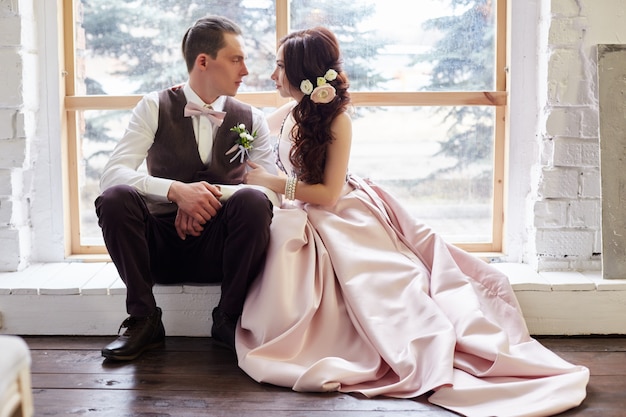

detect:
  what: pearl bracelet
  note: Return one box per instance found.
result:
[285,175,297,201]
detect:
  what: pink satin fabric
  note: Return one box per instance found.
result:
[237,175,589,417]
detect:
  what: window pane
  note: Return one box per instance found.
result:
[76,0,495,95]
[289,0,495,92]
[76,0,277,95]
[71,0,502,251]
[78,109,132,246]
[79,105,495,245]
[350,106,494,243]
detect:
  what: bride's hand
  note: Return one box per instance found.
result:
[244,160,269,185]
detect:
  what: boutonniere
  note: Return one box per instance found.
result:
[226,123,256,163]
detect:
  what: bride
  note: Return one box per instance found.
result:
[239,26,589,417]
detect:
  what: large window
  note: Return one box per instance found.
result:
[61,0,508,257]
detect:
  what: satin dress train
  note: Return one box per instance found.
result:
[236,127,588,417]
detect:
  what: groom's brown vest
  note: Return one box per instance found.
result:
[146,85,253,214]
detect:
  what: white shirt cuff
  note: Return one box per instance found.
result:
[146,177,175,202]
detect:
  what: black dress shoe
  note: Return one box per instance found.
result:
[102,307,165,361]
[211,307,237,352]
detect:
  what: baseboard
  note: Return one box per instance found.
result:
[0,262,625,336]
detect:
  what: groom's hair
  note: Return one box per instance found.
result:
[181,15,243,72]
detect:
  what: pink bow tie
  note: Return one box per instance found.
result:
[184,102,226,127]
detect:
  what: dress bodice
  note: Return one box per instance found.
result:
[276,113,296,176]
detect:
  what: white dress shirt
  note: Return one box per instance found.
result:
[99,83,276,203]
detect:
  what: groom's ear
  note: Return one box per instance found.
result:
[195,53,210,71]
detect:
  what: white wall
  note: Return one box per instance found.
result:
[0,0,35,270]
[0,0,65,271]
[31,0,66,263]
[521,0,626,271]
[1,0,625,273]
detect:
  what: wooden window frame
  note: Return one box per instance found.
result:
[60,0,508,259]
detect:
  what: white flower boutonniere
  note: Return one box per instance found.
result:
[226,123,256,163]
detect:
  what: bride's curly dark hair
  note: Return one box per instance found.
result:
[280,27,351,184]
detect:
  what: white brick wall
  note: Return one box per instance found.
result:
[528,0,606,271]
[0,0,35,271]
[0,0,622,273]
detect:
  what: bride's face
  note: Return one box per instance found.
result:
[271,45,303,101]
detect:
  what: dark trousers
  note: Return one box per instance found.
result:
[95,184,273,318]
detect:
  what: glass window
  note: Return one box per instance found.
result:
[77,109,133,246]
[64,0,507,254]
[78,0,278,95]
[350,106,495,243]
[289,0,496,92]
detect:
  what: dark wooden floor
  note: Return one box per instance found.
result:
[23,335,626,417]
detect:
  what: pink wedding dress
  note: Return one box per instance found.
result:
[236,120,589,417]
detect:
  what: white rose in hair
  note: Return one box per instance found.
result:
[300,79,314,95]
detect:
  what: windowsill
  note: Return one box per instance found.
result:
[0,262,625,336]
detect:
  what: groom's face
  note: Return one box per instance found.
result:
[203,33,249,98]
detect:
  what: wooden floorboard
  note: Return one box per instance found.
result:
[23,336,626,416]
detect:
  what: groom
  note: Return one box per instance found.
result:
[95,15,276,360]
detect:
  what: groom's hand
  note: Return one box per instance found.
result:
[174,209,205,240]
[167,180,223,224]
